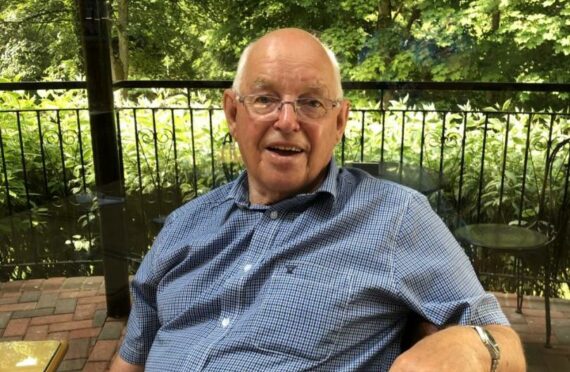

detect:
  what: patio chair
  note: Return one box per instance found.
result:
[455,137,570,348]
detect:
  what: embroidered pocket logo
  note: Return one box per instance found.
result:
[285,264,297,274]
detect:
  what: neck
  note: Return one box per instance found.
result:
[247,167,329,206]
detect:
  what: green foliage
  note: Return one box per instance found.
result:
[2,1,568,86]
[115,89,233,201]
[0,88,236,215]
[0,88,90,213]
[1,88,569,294]
[340,95,570,225]
[0,88,237,278]
[0,0,81,80]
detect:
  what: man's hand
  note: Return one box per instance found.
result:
[390,325,525,372]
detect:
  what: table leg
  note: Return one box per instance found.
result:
[515,256,524,314]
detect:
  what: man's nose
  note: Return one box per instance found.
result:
[274,101,300,132]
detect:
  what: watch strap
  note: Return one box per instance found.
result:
[471,325,500,372]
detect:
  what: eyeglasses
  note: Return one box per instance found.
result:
[237,94,341,120]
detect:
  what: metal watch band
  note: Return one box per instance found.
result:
[471,325,500,372]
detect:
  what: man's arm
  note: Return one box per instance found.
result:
[109,355,144,372]
[390,324,525,372]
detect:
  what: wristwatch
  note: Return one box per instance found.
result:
[471,325,500,372]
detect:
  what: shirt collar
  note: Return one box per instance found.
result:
[227,158,340,208]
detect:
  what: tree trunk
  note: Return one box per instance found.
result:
[491,10,500,32]
[110,0,128,82]
[377,0,392,30]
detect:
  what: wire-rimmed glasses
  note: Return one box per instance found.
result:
[237,94,341,121]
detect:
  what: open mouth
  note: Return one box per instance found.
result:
[267,145,303,156]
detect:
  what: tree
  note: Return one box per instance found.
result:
[109,0,128,81]
[0,0,81,80]
[0,0,568,86]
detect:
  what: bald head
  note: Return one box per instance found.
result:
[232,28,343,99]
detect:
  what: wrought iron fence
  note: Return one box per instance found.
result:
[0,81,569,297]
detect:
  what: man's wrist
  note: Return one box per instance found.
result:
[471,325,500,372]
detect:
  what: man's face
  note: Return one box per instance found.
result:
[223,30,349,205]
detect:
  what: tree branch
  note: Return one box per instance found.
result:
[405,8,421,35]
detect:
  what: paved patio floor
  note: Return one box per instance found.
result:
[0,277,569,371]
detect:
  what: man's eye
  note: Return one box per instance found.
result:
[253,96,278,105]
[300,98,325,109]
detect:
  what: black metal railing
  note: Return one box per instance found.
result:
[1,81,569,297]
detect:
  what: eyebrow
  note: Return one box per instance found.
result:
[300,85,329,96]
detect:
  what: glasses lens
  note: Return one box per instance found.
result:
[242,95,334,120]
[297,97,327,119]
[246,95,280,115]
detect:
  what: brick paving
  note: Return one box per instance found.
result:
[0,277,569,371]
[0,277,126,371]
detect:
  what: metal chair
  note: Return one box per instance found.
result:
[455,138,570,348]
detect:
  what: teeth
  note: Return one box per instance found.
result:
[271,146,302,152]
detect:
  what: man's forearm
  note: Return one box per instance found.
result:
[109,355,144,372]
[390,324,525,372]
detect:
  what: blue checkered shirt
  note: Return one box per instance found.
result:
[119,161,508,371]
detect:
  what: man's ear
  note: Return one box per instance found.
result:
[335,100,350,143]
[223,89,238,138]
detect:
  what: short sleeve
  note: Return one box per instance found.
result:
[119,212,178,364]
[394,193,509,326]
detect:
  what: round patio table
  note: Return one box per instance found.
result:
[454,222,552,347]
[345,161,445,195]
[454,223,549,252]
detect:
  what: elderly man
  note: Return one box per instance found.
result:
[112,28,525,371]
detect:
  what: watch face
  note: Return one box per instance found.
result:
[485,330,499,353]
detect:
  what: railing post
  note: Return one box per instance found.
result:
[77,0,130,317]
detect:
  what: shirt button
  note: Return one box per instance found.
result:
[243,264,252,272]
[269,211,278,219]
[221,318,230,328]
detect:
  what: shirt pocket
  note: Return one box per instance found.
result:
[249,260,352,362]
